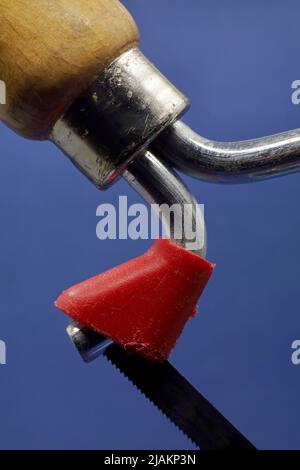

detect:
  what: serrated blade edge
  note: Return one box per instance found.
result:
[104,344,256,450]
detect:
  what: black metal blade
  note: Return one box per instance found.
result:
[105,344,256,450]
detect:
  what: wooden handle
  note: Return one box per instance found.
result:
[0,0,139,139]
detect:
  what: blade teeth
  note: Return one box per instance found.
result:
[104,350,198,449]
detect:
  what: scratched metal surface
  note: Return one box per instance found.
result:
[0,0,300,450]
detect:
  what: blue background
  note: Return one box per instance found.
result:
[0,0,300,450]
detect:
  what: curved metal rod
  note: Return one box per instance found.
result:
[153,120,300,183]
[68,151,206,362]
[124,150,206,258]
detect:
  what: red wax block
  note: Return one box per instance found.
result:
[55,239,215,362]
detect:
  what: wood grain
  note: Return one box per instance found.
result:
[0,0,139,139]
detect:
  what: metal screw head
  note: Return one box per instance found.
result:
[66,321,113,363]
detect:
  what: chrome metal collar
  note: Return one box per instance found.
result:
[51,48,189,189]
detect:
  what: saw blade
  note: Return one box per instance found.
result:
[104,343,256,450]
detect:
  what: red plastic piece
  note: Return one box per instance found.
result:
[55,239,215,362]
